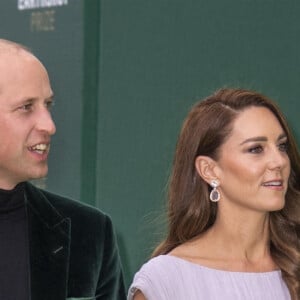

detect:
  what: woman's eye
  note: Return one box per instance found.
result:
[278,142,288,152]
[248,145,263,154]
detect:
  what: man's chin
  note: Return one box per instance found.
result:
[27,167,49,185]
[29,177,47,189]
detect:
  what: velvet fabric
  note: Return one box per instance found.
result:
[24,182,126,300]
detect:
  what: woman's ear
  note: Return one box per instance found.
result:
[195,156,218,184]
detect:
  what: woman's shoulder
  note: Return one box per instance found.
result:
[140,254,180,269]
[130,254,215,292]
[134,255,189,278]
[128,255,204,300]
[137,254,205,274]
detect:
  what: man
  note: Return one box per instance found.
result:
[0,39,126,299]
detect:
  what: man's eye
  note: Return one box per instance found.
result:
[19,103,33,111]
[248,145,263,154]
[45,100,54,110]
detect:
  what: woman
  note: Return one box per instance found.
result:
[128,88,300,300]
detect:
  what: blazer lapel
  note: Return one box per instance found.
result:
[25,183,71,300]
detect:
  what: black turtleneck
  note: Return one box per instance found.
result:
[0,182,30,299]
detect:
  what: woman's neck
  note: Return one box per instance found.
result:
[170,210,278,272]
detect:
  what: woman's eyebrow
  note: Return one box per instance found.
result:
[239,136,267,145]
[239,133,287,145]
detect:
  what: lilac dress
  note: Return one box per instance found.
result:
[128,255,291,300]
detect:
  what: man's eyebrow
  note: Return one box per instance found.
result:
[15,97,37,105]
[239,133,287,145]
[47,93,54,100]
[14,94,54,107]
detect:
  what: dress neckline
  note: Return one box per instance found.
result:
[165,254,281,275]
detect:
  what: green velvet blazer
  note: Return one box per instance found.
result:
[24,182,126,300]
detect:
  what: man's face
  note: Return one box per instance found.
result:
[0,51,56,189]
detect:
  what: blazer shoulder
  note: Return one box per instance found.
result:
[25,182,111,226]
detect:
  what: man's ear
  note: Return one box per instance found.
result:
[195,156,219,184]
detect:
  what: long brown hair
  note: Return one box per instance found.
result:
[153,88,300,299]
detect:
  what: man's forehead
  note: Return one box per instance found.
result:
[0,49,42,76]
[0,49,49,96]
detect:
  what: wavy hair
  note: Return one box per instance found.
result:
[153,88,300,299]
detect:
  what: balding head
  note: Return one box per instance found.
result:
[0,39,48,97]
[0,39,45,71]
[0,39,33,55]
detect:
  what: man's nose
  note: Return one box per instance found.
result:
[36,108,56,135]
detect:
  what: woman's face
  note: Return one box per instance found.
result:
[214,106,290,213]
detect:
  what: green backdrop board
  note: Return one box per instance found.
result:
[1,0,300,288]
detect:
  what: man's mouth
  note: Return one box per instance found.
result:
[28,143,49,155]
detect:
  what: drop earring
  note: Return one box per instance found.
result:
[209,179,220,202]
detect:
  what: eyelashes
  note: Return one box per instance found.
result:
[248,145,263,154]
[278,142,288,152]
[17,100,54,113]
[247,142,288,154]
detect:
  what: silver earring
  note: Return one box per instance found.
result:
[209,179,220,202]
